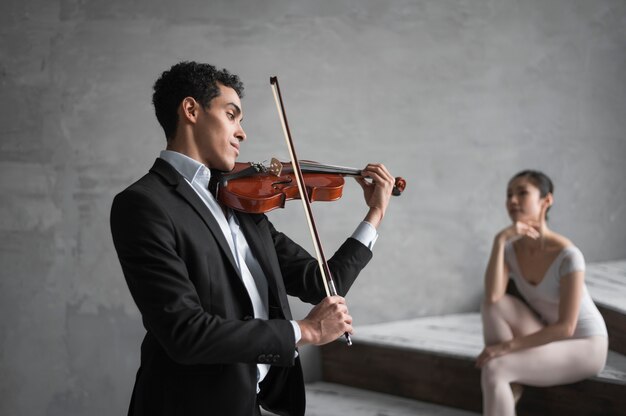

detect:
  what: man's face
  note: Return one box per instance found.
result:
[193,84,246,171]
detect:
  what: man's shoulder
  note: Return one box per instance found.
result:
[116,170,160,198]
[117,159,177,195]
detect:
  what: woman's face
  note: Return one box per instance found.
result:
[506,177,550,223]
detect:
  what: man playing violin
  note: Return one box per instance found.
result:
[110,61,395,416]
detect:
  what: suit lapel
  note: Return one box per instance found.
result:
[150,159,241,276]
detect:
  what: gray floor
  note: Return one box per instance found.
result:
[261,382,479,416]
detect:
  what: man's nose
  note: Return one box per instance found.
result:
[236,125,246,142]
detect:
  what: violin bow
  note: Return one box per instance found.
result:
[270,76,352,346]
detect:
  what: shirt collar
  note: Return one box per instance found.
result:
[159,150,211,187]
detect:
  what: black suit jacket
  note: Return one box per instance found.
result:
[110,158,372,416]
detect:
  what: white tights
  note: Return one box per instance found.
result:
[480,295,608,416]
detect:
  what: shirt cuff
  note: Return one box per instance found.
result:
[351,221,378,250]
[290,320,302,345]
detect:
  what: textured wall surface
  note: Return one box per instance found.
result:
[1,0,625,414]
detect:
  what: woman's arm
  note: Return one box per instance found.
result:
[484,222,541,303]
[477,270,584,367]
[508,270,584,348]
[484,234,510,303]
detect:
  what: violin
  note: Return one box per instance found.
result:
[215,158,406,214]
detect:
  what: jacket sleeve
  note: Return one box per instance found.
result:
[264,216,373,304]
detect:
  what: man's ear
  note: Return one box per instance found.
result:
[181,97,200,123]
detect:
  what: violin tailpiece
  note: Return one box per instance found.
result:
[269,158,283,177]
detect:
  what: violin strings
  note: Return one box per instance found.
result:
[283,160,362,176]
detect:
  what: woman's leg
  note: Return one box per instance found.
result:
[481,294,544,345]
[481,336,607,416]
[481,295,544,415]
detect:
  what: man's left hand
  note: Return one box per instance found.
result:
[355,163,395,228]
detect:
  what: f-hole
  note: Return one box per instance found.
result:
[272,176,293,189]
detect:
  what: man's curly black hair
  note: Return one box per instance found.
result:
[152,61,244,140]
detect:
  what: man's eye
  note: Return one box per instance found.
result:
[226,112,235,120]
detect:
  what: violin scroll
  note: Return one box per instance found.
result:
[392,177,406,196]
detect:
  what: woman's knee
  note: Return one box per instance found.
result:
[481,297,496,317]
[587,336,609,375]
[481,294,514,317]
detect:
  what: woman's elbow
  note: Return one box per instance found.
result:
[557,322,577,338]
[564,323,576,338]
[483,293,504,305]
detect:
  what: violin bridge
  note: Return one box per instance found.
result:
[268,158,283,177]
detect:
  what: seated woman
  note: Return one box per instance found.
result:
[478,170,608,416]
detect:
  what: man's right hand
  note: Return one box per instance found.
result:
[296,296,352,347]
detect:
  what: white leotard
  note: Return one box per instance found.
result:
[504,242,608,338]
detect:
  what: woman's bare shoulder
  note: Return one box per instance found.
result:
[546,231,574,252]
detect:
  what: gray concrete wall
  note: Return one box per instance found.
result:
[1,0,625,414]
